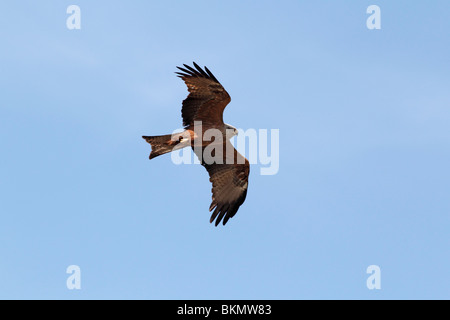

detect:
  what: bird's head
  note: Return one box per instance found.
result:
[225,124,238,139]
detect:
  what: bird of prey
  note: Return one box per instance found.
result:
[142,62,249,226]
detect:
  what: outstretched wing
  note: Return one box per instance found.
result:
[176,62,231,128]
[193,140,250,226]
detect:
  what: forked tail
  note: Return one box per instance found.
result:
[142,133,187,159]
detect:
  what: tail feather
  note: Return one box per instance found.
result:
[142,133,186,159]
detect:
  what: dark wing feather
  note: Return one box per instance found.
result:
[193,140,250,226]
[176,62,231,128]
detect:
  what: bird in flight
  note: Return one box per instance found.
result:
[143,62,249,226]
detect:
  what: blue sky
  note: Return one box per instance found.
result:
[0,1,449,299]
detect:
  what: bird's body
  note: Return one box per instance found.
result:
[143,62,249,226]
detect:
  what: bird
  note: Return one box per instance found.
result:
[142,62,249,226]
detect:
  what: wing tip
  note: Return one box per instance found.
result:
[209,203,238,226]
[175,62,220,83]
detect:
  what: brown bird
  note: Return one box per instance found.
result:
[143,62,249,226]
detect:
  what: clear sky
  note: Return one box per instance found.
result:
[0,1,449,299]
